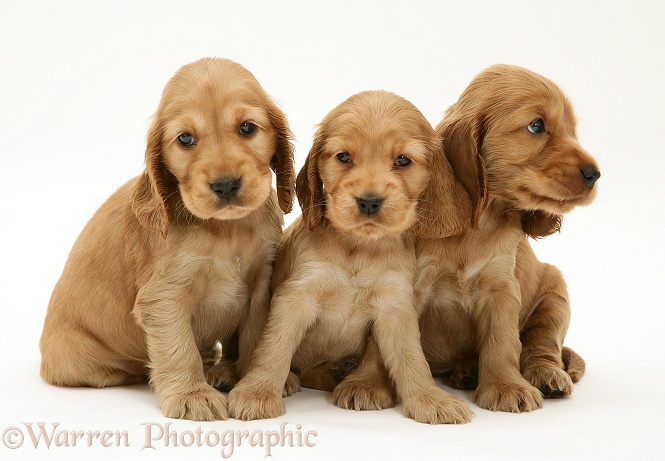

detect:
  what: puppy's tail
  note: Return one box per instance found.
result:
[562,346,586,382]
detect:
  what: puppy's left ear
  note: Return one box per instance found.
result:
[266,103,296,214]
[413,140,473,239]
[521,210,562,239]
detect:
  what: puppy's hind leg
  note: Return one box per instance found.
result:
[40,329,146,388]
[203,340,237,393]
[332,335,397,410]
[561,346,586,383]
[520,264,576,398]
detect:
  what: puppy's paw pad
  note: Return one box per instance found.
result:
[161,387,228,421]
[283,371,301,397]
[474,380,543,413]
[332,377,397,411]
[403,390,472,424]
[228,385,285,421]
[523,366,574,398]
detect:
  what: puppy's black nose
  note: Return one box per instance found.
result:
[211,177,241,200]
[356,196,384,215]
[580,166,601,188]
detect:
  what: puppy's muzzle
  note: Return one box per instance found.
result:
[356,195,384,215]
[580,166,600,189]
[211,177,241,201]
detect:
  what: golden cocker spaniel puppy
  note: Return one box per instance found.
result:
[334,64,600,413]
[228,90,474,424]
[39,58,295,421]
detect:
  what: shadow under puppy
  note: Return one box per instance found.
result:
[228,90,473,424]
[39,58,295,421]
[328,64,600,413]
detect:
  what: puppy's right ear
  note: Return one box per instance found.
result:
[437,111,488,228]
[131,118,170,238]
[296,130,325,231]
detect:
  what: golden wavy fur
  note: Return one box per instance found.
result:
[327,64,599,414]
[228,90,474,424]
[39,58,295,421]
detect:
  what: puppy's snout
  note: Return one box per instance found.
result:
[580,166,601,189]
[211,177,241,200]
[356,195,384,215]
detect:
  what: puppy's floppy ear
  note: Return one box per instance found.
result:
[521,210,562,239]
[296,129,325,231]
[412,140,472,239]
[266,102,296,214]
[437,112,488,228]
[131,118,170,238]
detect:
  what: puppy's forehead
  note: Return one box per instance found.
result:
[321,92,432,152]
[164,78,267,111]
[478,66,575,117]
[159,58,270,117]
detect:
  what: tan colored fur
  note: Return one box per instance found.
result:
[228,90,473,424]
[332,65,599,413]
[39,58,295,421]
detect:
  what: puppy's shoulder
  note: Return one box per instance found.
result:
[272,215,337,287]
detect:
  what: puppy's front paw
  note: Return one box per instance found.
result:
[402,388,472,424]
[228,384,285,421]
[205,361,237,392]
[332,375,396,410]
[523,366,574,398]
[160,385,228,421]
[474,378,543,412]
[283,371,301,397]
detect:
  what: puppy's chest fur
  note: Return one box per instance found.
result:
[417,208,522,312]
[415,209,523,367]
[151,203,280,345]
[282,222,417,369]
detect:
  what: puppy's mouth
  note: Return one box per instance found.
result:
[515,187,596,214]
[212,201,255,219]
[326,193,417,239]
[347,220,391,240]
[341,214,414,240]
[183,175,270,220]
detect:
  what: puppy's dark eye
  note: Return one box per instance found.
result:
[395,155,411,167]
[178,133,195,146]
[239,122,257,135]
[337,152,352,164]
[527,118,546,134]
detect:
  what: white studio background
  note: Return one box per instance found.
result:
[1,1,663,460]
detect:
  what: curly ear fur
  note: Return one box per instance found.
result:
[131,118,170,238]
[436,113,488,229]
[266,102,296,214]
[412,139,472,239]
[520,210,562,238]
[295,131,325,231]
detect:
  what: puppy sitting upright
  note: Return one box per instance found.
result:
[39,58,295,421]
[420,65,600,410]
[228,90,473,424]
